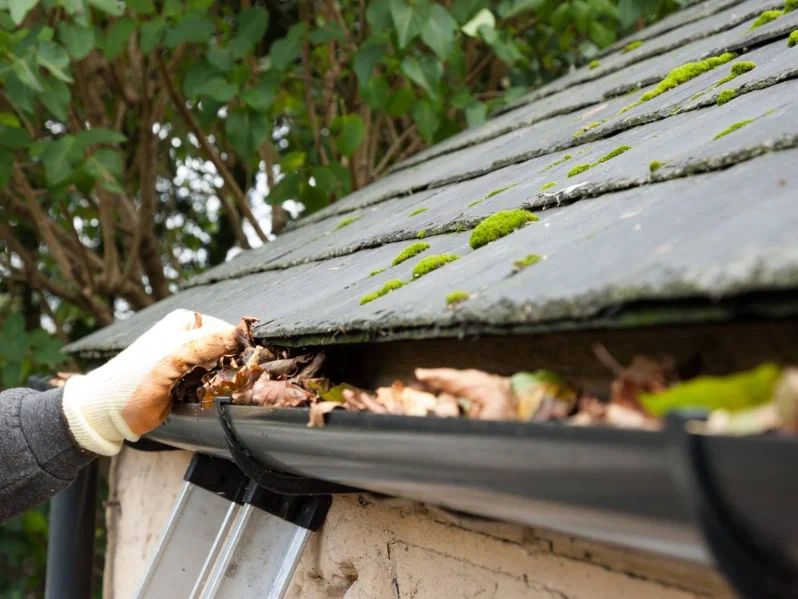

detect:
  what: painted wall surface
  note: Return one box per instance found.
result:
[105,448,734,599]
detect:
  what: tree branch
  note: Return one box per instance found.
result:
[156,53,267,244]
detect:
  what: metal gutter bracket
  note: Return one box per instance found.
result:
[215,396,359,495]
[666,414,798,599]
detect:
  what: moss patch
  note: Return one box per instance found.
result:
[649,160,664,173]
[392,242,430,266]
[409,208,427,217]
[690,91,706,101]
[573,119,609,138]
[333,216,360,231]
[787,0,798,13]
[717,89,737,106]
[790,30,798,47]
[598,145,631,164]
[369,268,386,277]
[622,40,643,53]
[539,153,572,173]
[446,290,470,305]
[589,59,600,69]
[360,279,406,305]
[485,184,517,199]
[750,10,783,30]
[713,119,755,140]
[568,163,592,177]
[412,254,458,278]
[715,61,756,86]
[513,254,541,271]
[417,230,426,239]
[621,52,736,113]
[540,181,557,191]
[469,210,538,249]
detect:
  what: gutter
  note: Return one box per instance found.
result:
[148,402,798,597]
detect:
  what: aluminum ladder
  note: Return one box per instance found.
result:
[134,453,332,599]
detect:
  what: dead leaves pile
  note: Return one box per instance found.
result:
[171,318,798,435]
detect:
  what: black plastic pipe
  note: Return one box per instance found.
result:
[45,461,97,599]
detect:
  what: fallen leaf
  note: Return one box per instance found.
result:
[594,344,676,410]
[308,401,343,427]
[774,367,798,432]
[415,368,515,420]
[512,371,577,421]
[433,392,460,418]
[251,377,314,407]
[639,363,782,417]
[399,387,439,416]
[262,354,313,378]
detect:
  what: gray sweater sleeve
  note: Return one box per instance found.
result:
[0,386,95,523]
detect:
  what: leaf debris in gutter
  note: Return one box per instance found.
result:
[169,318,798,436]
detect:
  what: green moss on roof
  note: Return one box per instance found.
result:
[333,216,360,231]
[713,119,755,140]
[446,290,470,305]
[513,254,541,271]
[598,146,631,164]
[787,0,798,13]
[360,279,406,305]
[716,61,756,86]
[589,59,600,69]
[540,153,572,173]
[649,160,664,173]
[790,30,798,47]
[392,242,431,266]
[574,119,609,138]
[717,89,737,106]
[412,254,458,278]
[469,210,538,249]
[486,184,517,198]
[568,164,592,177]
[623,40,643,53]
[369,268,386,277]
[417,230,426,239]
[750,10,783,30]
[690,91,706,101]
[621,52,736,112]
[540,181,557,191]
[409,208,428,217]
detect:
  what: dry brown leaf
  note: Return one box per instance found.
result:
[251,377,315,407]
[342,389,387,413]
[594,345,676,411]
[375,386,400,412]
[293,351,326,381]
[415,368,515,420]
[434,393,460,418]
[399,387,439,416]
[308,401,343,427]
[262,354,313,378]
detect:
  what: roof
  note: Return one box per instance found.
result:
[68,0,798,354]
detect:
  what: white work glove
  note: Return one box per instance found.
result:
[63,309,240,456]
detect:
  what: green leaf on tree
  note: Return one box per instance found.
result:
[75,128,127,147]
[270,23,306,70]
[299,181,328,214]
[139,17,166,53]
[385,86,415,117]
[103,18,136,60]
[29,329,64,364]
[225,108,269,157]
[40,135,80,184]
[10,54,43,92]
[498,0,545,19]
[36,76,71,121]
[10,0,39,25]
[465,101,487,127]
[182,61,221,100]
[229,7,269,59]
[390,0,431,49]
[462,7,494,36]
[164,16,215,47]
[353,39,384,86]
[36,40,73,82]
[0,125,32,149]
[241,70,281,112]
[331,114,365,156]
[281,151,306,171]
[6,74,36,113]
[421,4,457,60]
[366,1,392,33]
[361,75,389,109]
[126,0,155,14]
[400,55,442,100]
[451,0,486,24]
[87,0,122,16]
[162,0,182,18]
[194,76,239,102]
[58,21,95,60]
[309,23,345,44]
[0,149,13,190]
[207,41,233,71]
[411,99,440,142]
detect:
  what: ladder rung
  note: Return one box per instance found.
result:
[135,482,237,598]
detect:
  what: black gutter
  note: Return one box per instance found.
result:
[148,401,798,590]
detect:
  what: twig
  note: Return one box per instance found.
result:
[300,0,328,166]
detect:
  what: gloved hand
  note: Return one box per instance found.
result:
[63,310,240,456]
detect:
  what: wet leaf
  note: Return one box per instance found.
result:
[415,367,514,419]
[512,370,576,421]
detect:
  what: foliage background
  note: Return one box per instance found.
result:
[0,0,682,595]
